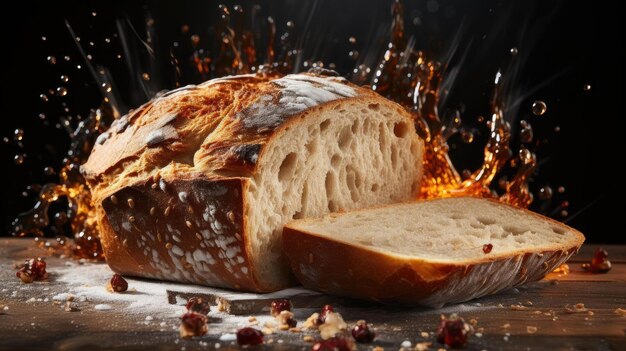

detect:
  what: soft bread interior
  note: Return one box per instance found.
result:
[287,197,583,263]
[246,101,422,289]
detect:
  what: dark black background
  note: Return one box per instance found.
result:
[1,0,624,243]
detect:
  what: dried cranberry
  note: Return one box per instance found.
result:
[436,314,469,348]
[351,320,375,343]
[30,258,47,278]
[180,312,208,338]
[316,304,334,325]
[590,248,612,273]
[236,327,264,346]
[482,244,493,254]
[311,336,355,351]
[15,257,47,283]
[286,317,298,328]
[110,274,128,292]
[271,299,293,316]
[186,297,210,315]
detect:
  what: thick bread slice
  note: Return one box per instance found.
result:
[283,197,584,307]
[82,73,423,292]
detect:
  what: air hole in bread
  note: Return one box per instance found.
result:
[371,183,380,192]
[477,216,497,226]
[338,126,352,150]
[368,103,380,111]
[470,222,486,229]
[325,171,337,201]
[320,119,331,132]
[552,227,565,235]
[351,119,360,134]
[306,137,319,154]
[346,166,360,202]
[503,225,526,236]
[278,152,298,183]
[394,121,409,138]
[391,145,399,169]
[328,200,338,212]
[331,154,341,169]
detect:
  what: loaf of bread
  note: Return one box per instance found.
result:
[81,72,423,292]
[283,197,584,306]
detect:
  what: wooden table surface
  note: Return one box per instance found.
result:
[1,238,625,350]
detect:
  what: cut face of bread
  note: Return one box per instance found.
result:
[283,197,584,306]
[82,73,423,292]
[247,99,421,290]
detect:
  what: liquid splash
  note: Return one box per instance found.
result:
[13,1,540,258]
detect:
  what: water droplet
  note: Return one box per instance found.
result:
[348,36,356,44]
[60,75,69,83]
[38,113,46,120]
[560,210,568,217]
[531,100,547,116]
[40,94,49,102]
[477,116,485,123]
[510,47,518,55]
[460,129,474,143]
[41,36,47,41]
[14,154,25,165]
[46,56,57,65]
[286,21,295,29]
[75,37,81,42]
[89,41,95,47]
[2,137,9,144]
[116,54,122,60]
[64,55,71,61]
[101,83,112,93]
[557,186,565,193]
[583,84,591,91]
[56,87,68,96]
[181,24,190,33]
[104,38,111,44]
[91,11,97,17]
[87,54,93,60]
[554,126,561,132]
[461,169,472,179]
[142,73,151,81]
[538,186,553,200]
[13,129,24,141]
[76,64,82,70]
[348,50,359,59]
[44,166,56,176]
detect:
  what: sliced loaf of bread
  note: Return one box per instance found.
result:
[283,197,584,307]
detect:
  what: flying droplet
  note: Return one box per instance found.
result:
[46,56,57,65]
[531,100,547,116]
[40,94,49,102]
[348,36,356,44]
[44,166,56,176]
[76,64,82,70]
[64,55,71,61]
[142,73,151,81]
[56,87,68,96]
[510,47,518,55]
[554,126,561,132]
[560,210,568,217]
[538,186,553,200]
[460,129,474,143]
[583,84,591,91]
[477,115,485,123]
[14,154,25,165]
[13,129,24,141]
[104,38,111,44]
[38,113,46,120]
[348,50,359,59]
[191,35,200,46]
[520,120,533,143]
[101,83,112,93]
[91,11,97,17]
[60,75,69,83]
[557,186,565,193]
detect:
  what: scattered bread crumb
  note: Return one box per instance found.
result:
[564,303,588,313]
[319,312,347,340]
[248,316,257,322]
[415,342,431,351]
[502,323,511,329]
[303,312,320,330]
[420,331,429,338]
[279,324,290,331]
[303,335,314,342]
[262,327,274,335]
[527,326,538,334]
[614,308,626,316]
[510,304,529,311]
[373,347,385,351]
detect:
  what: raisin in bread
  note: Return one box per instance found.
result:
[81,73,423,292]
[283,197,584,306]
